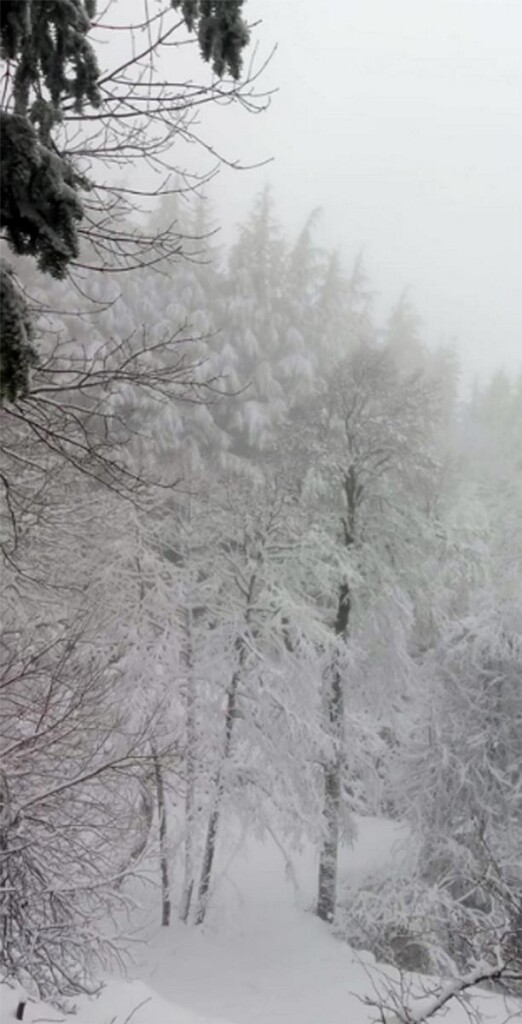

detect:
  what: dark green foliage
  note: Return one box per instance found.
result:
[0,1,99,274]
[0,111,84,278]
[0,2,99,401]
[0,1,101,124]
[0,263,37,404]
[0,0,249,407]
[172,0,250,79]
[0,1,30,62]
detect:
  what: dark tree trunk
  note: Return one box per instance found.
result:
[152,748,171,927]
[316,464,357,922]
[317,658,345,922]
[194,675,239,925]
[193,802,220,926]
[317,762,341,922]
[180,606,196,924]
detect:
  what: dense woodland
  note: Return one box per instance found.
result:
[2,187,521,1003]
[0,1,521,1018]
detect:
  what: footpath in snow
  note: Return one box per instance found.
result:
[1,818,519,1024]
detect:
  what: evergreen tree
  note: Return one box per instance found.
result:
[213,188,288,454]
[0,0,99,399]
[279,209,323,403]
[172,1,250,79]
[314,248,372,367]
[0,261,36,403]
[385,289,425,374]
[0,0,253,401]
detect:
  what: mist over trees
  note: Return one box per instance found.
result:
[2,181,520,1007]
[0,3,521,1020]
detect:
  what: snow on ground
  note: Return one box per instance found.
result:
[2,818,519,1024]
[0,981,232,1023]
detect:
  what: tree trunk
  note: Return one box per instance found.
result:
[317,663,344,922]
[315,466,357,923]
[152,747,171,927]
[194,670,240,925]
[194,569,256,926]
[316,576,350,923]
[193,802,220,926]
[179,711,195,922]
[317,764,341,921]
[180,606,197,924]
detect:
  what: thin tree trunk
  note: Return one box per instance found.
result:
[317,664,344,922]
[136,557,171,924]
[193,802,220,926]
[152,746,171,927]
[316,467,358,923]
[194,674,239,925]
[316,560,351,922]
[180,606,197,924]
[194,566,256,926]
[179,702,195,922]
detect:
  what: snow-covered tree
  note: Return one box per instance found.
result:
[385,290,425,375]
[343,379,522,984]
[171,465,325,924]
[0,477,184,999]
[284,342,442,923]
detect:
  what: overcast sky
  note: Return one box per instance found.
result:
[206,0,521,388]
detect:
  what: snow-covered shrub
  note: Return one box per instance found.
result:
[338,605,522,989]
[338,849,521,984]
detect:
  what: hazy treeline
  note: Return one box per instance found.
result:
[1,188,521,1002]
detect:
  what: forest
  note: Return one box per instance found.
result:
[0,3,521,1023]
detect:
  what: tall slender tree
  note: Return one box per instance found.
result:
[288,342,441,922]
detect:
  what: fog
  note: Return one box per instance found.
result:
[209,0,522,387]
[2,4,522,1020]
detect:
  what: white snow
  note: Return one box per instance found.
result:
[0,982,231,1024]
[2,818,518,1024]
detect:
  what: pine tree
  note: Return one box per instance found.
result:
[385,289,425,374]
[213,188,288,455]
[279,209,323,403]
[0,1,253,401]
[0,262,36,403]
[0,0,99,399]
[172,1,250,79]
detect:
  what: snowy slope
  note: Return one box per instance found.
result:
[0,982,233,1024]
[2,818,519,1024]
[121,818,517,1024]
